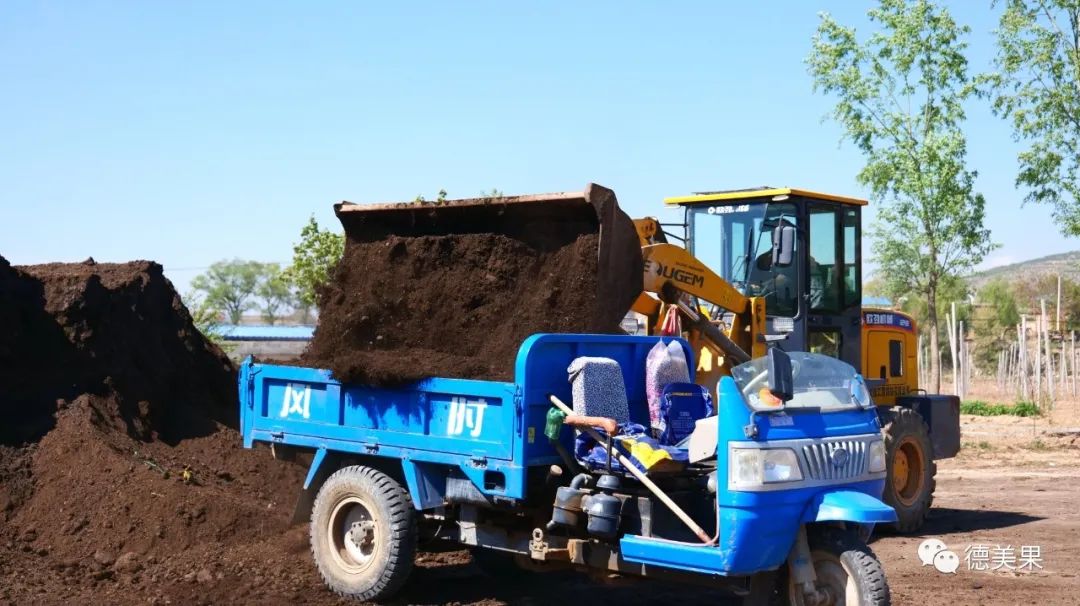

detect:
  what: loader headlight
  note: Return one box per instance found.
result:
[730,447,803,488]
[868,439,887,473]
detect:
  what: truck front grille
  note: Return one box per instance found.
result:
[802,440,868,481]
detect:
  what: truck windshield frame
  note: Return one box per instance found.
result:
[687,201,799,317]
[732,351,870,412]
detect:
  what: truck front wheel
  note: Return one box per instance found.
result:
[880,407,935,532]
[310,465,417,601]
[780,527,890,606]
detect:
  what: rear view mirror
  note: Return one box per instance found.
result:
[771,223,795,267]
[767,348,794,402]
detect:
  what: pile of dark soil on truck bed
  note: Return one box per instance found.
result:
[303,191,643,385]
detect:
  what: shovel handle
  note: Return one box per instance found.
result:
[562,414,618,435]
[549,395,713,545]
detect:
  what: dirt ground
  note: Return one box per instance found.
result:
[869,396,1080,605]
[6,366,1080,605]
[14,411,1069,606]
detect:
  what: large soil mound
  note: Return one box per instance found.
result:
[0,256,324,604]
[0,259,235,444]
[303,187,643,385]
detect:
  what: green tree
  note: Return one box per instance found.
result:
[1011,273,1080,327]
[990,0,1080,234]
[191,259,265,325]
[257,263,296,325]
[282,216,345,310]
[808,0,995,392]
[972,278,1021,370]
[893,274,971,331]
[979,278,1022,328]
[183,289,225,343]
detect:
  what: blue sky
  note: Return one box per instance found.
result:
[0,2,1069,295]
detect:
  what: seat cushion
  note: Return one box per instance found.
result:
[567,356,630,424]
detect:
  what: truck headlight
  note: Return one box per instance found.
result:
[868,440,887,473]
[730,447,803,488]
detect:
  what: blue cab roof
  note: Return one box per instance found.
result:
[218,325,314,341]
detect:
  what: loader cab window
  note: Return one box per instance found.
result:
[688,202,799,317]
[808,207,840,312]
[807,204,862,312]
[843,208,860,308]
[809,329,841,358]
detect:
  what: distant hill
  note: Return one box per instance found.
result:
[967,251,1080,290]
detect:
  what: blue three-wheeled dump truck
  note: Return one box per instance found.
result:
[240,334,896,604]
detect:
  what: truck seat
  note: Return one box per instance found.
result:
[568,356,631,425]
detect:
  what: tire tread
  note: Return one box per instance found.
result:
[309,465,416,602]
[880,406,935,533]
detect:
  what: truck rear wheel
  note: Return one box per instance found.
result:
[779,527,890,606]
[880,407,935,532]
[310,465,416,601]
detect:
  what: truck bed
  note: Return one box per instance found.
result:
[239,333,692,506]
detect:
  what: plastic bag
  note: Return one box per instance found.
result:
[645,339,690,436]
[660,304,682,336]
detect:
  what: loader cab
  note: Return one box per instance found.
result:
[665,187,865,369]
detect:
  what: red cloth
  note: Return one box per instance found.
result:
[660,304,682,336]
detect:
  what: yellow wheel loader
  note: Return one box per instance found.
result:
[332,183,957,533]
[633,187,959,532]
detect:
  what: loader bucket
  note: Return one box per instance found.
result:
[334,183,644,319]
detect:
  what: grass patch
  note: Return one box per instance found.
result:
[962,440,995,452]
[1025,438,1051,452]
[961,400,1041,417]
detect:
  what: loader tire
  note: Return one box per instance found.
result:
[880,407,935,533]
[310,465,416,602]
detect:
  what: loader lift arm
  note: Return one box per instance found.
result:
[631,239,766,376]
